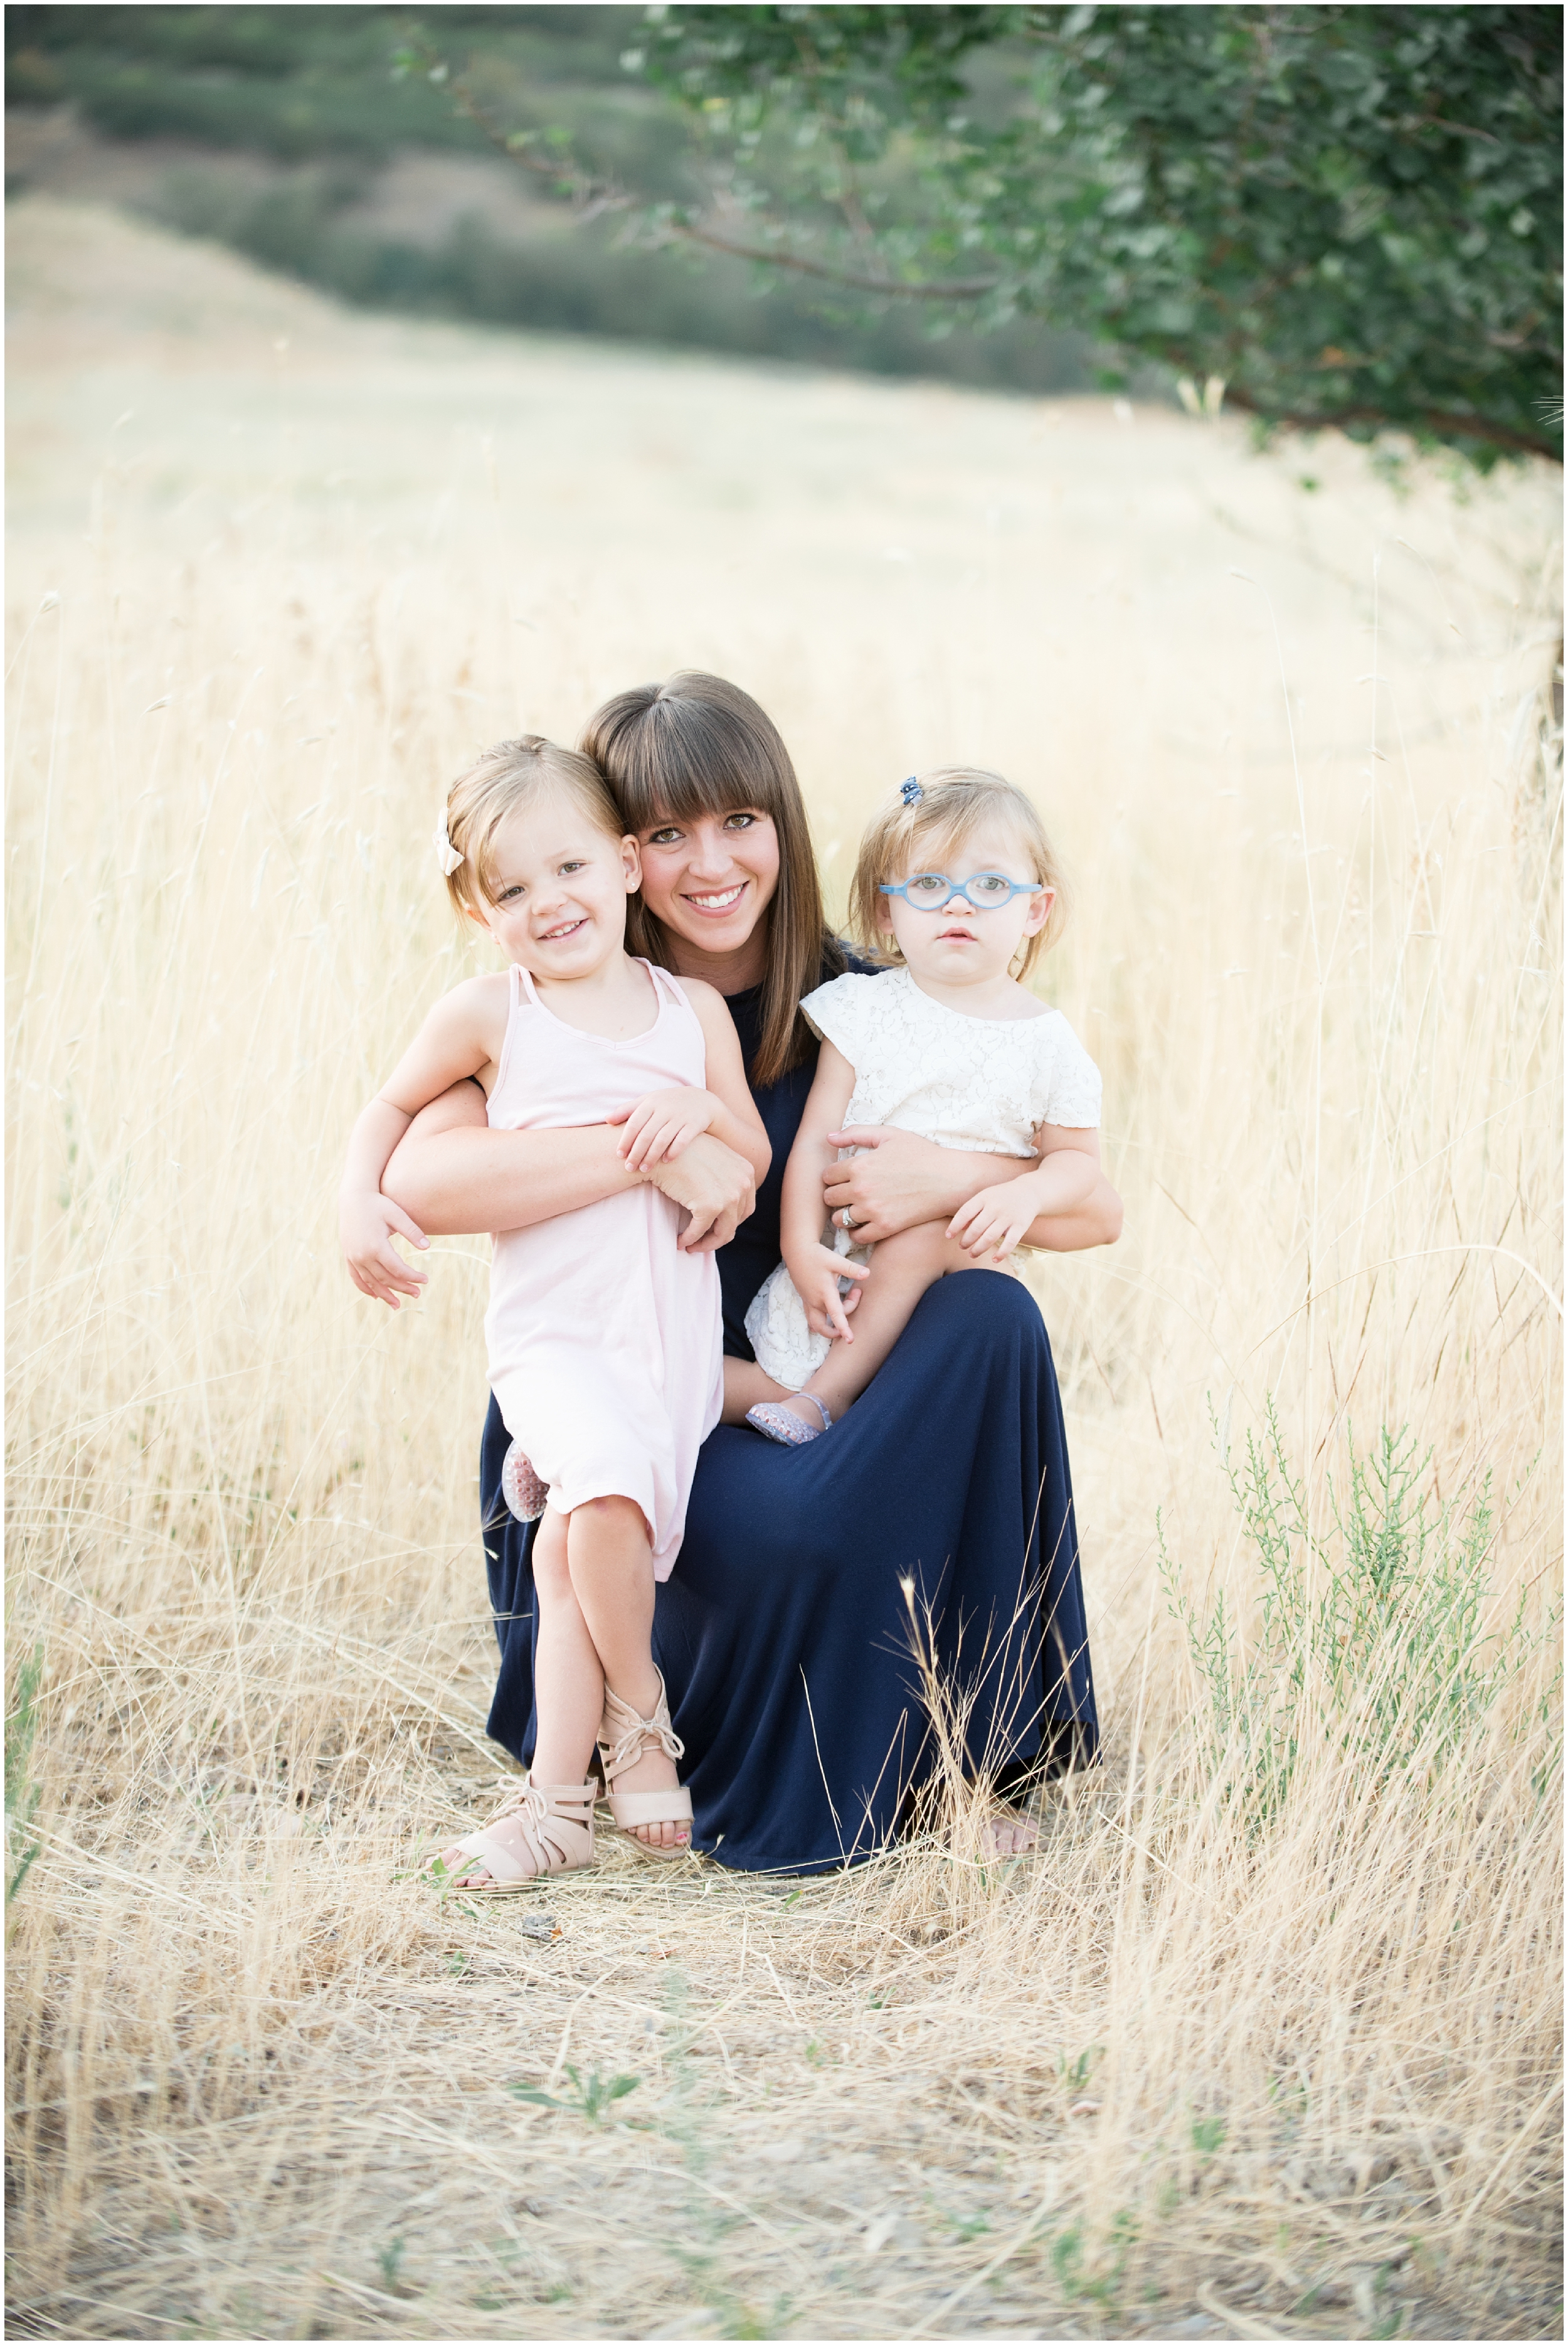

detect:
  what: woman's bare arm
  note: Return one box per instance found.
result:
[381,1080,638,1235]
[381,1079,758,1249]
[822,1126,1122,1252]
[1025,1169,1123,1251]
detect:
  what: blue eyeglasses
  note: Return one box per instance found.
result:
[879,871,1042,912]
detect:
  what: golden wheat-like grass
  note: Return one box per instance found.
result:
[6,199,1562,2339]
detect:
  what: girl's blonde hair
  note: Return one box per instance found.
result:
[849,766,1069,982]
[581,671,845,1087]
[442,735,627,922]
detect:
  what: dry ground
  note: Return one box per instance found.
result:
[6,198,1562,2341]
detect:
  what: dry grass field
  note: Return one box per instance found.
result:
[6,196,1562,2342]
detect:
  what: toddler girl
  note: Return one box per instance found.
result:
[340,736,770,1883]
[744,768,1100,1443]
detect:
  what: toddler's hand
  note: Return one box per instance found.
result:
[646,1132,755,1249]
[788,1242,870,1346]
[947,1184,1034,1267]
[610,1087,718,1172]
[340,1189,430,1309]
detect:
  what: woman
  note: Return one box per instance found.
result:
[376,673,1122,1874]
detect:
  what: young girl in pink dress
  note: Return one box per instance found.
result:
[340,736,770,1886]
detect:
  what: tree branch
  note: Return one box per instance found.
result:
[1221,382,1560,463]
[443,59,1000,299]
[442,69,635,216]
[658,220,1000,299]
[406,31,1559,462]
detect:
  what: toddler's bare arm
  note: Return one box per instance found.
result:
[339,977,508,1307]
[948,1122,1101,1265]
[780,1042,871,1336]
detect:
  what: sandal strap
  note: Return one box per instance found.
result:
[606,1785,694,1827]
[600,1715,684,1777]
[745,1397,830,1444]
[597,1670,686,1787]
[445,1779,595,1883]
[484,1778,595,1828]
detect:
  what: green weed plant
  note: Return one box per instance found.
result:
[6,1644,45,1907]
[507,2065,640,2125]
[1162,1402,1550,1822]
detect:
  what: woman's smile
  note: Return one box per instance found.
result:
[683,880,748,917]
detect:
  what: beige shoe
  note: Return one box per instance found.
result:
[432,1777,595,1892]
[596,1669,693,1857]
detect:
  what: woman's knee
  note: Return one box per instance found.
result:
[914,1260,1051,1346]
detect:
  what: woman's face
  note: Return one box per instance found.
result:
[636,805,781,963]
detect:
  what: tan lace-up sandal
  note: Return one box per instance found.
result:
[432,1777,595,1893]
[596,1669,693,1857]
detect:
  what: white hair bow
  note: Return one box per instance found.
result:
[433,820,464,878]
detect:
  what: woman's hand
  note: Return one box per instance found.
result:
[610,1087,719,1171]
[340,1188,430,1309]
[645,1131,758,1251]
[785,1242,871,1345]
[825,1126,1124,1253]
[821,1127,979,1245]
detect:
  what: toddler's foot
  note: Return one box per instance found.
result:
[983,1811,1039,1858]
[607,1738,689,1852]
[428,1779,595,1891]
[598,1672,693,1856]
[746,1394,833,1446]
[501,1441,548,1523]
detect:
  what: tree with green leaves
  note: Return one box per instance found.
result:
[426,3,1562,466]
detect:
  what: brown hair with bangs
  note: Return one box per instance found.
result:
[849,765,1070,984]
[580,671,844,1087]
[441,735,627,923]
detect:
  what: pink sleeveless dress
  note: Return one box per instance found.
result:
[484,959,724,1580]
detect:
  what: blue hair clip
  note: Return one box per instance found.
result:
[899,776,923,806]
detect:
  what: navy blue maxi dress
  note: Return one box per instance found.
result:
[479,968,1099,1875]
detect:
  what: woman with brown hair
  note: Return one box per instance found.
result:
[362,672,1122,1873]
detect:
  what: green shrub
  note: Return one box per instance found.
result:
[1162,1401,1555,1820]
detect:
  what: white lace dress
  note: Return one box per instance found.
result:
[744,965,1102,1390]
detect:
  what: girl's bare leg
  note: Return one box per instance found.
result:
[723,1355,790,1424]
[529,1509,608,1785]
[440,1508,603,1883]
[771,1223,1005,1430]
[566,1494,686,1850]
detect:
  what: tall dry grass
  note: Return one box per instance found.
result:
[6,199,1562,2339]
